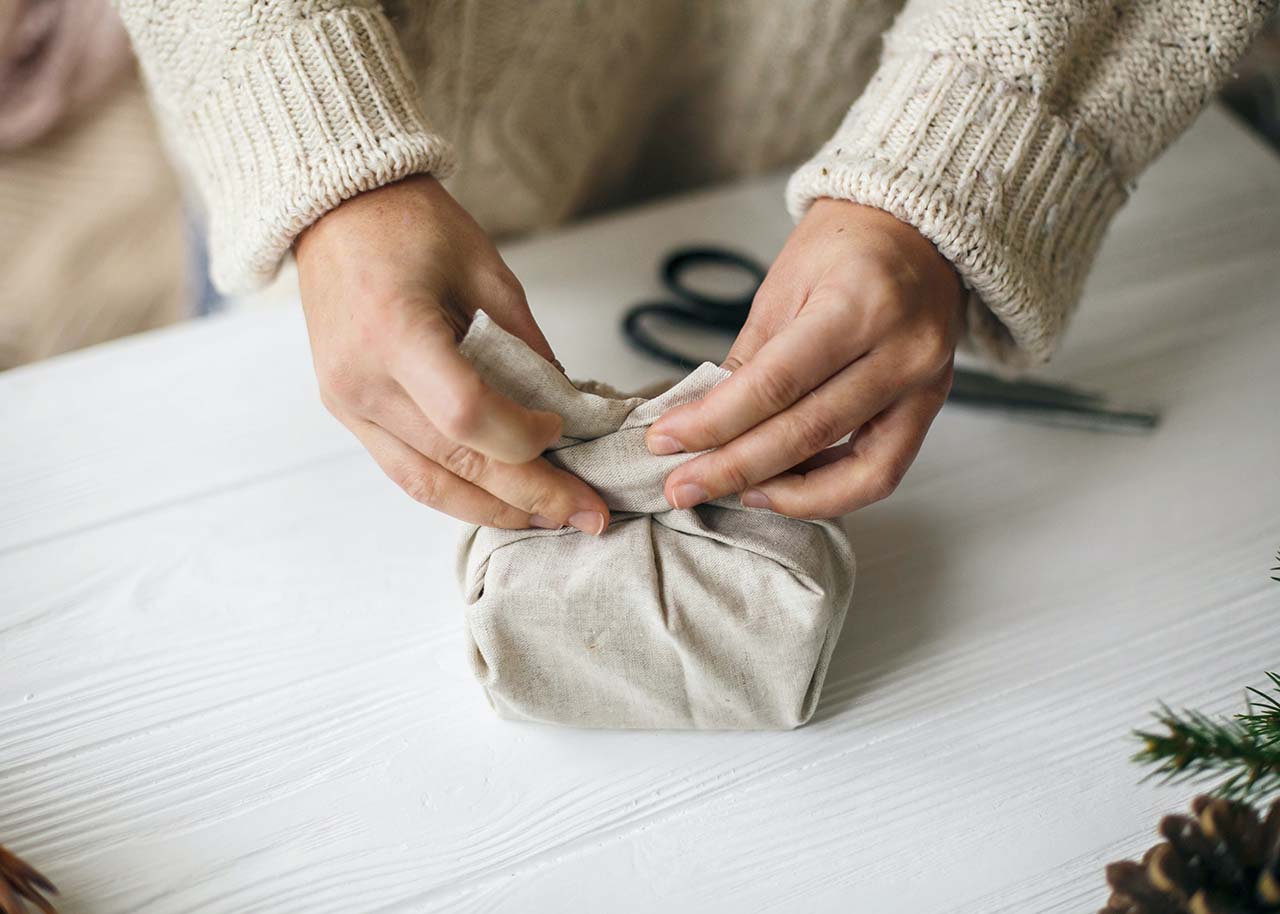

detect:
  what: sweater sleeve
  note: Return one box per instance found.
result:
[786,0,1273,368]
[113,1,455,293]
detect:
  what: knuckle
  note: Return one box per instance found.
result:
[831,262,906,340]
[318,387,344,418]
[858,267,903,309]
[316,359,391,417]
[439,443,488,481]
[848,256,902,301]
[866,459,909,503]
[521,494,555,518]
[482,501,519,529]
[350,385,384,417]
[749,366,804,413]
[398,469,443,508]
[714,458,753,495]
[316,356,361,403]
[927,363,955,406]
[522,483,566,518]
[355,306,394,352]
[772,490,824,521]
[436,383,487,441]
[907,321,953,376]
[414,303,468,343]
[788,406,842,454]
[789,503,826,521]
[706,453,752,494]
[934,361,955,397]
[488,269,528,309]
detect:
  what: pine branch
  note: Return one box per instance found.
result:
[1133,672,1280,801]
[0,843,57,914]
[1240,670,1280,744]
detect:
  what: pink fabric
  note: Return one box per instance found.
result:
[0,0,132,150]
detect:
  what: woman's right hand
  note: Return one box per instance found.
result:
[294,175,609,535]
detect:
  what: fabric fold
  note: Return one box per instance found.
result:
[456,312,855,730]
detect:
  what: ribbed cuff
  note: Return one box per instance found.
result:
[786,51,1128,368]
[182,8,456,293]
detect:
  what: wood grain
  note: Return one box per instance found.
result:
[1,106,1278,913]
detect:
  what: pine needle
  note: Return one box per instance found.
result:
[1133,672,1280,800]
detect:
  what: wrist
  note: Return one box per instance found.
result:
[294,174,442,262]
[807,198,965,319]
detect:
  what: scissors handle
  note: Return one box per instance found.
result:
[620,244,768,369]
[662,245,766,320]
[621,303,713,372]
[622,244,1161,434]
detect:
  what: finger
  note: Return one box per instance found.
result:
[793,439,855,473]
[441,447,610,536]
[467,269,560,365]
[719,273,806,372]
[741,384,947,519]
[660,350,901,508]
[373,391,610,535]
[347,418,533,528]
[645,289,867,456]
[393,309,562,464]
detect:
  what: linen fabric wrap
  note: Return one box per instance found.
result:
[456,312,855,730]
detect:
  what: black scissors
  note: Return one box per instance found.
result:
[622,245,1159,433]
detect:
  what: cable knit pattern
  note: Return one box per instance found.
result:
[114,0,1271,363]
[787,1,1274,365]
[116,3,454,292]
[787,51,1128,366]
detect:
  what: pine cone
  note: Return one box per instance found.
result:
[1100,795,1280,914]
[0,844,57,914]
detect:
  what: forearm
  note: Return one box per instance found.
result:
[112,0,454,293]
[788,0,1273,366]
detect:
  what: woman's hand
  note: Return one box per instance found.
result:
[294,175,609,535]
[645,199,965,519]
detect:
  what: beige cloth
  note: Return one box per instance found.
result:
[114,0,1270,368]
[0,78,186,369]
[456,313,855,730]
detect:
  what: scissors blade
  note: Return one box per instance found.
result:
[949,368,1107,408]
[947,369,1159,432]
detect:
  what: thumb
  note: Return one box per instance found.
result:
[721,280,798,372]
[468,271,560,367]
[490,306,558,366]
[720,320,765,373]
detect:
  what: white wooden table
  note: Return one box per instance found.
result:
[2,106,1279,914]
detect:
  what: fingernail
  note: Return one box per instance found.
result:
[671,483,709,509]
[568,510,606,536]
[741,489,772,510]
[529,514,559,529]
[647,434,684,456]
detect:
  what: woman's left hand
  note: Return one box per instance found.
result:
[645,199,966,519]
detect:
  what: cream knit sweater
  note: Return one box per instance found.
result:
[115,0,1270,366]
